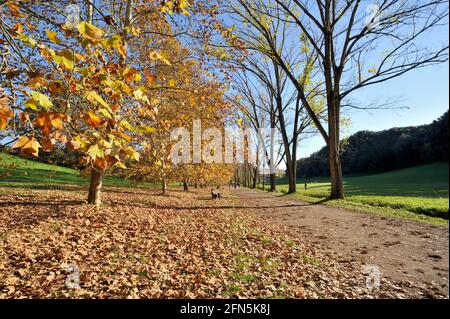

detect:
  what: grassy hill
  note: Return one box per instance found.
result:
[266,162,449,224]
[0,152,139,188]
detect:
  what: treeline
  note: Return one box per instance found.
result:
[297,111,449,178]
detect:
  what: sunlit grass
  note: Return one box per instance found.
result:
[260,162,449,225]
[0,152,144,188]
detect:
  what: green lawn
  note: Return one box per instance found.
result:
[262,163,449,225]
[0,152,141,188]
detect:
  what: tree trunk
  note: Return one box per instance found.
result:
[162,178,168,195]
[252,167,257,188]
[88,168,104,206]
[327,98,344,199]
[286,165,296,193]
[269,173,276,192]
[328,142,344,199]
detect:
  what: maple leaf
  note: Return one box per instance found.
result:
[85,91,110,110]
[94,157,108,170]
[112,130,131,142]
[18,112,29,124]
[144,69,157,85]
[41,137,56,152]
[149,51,172,66]
[45,29,61,44]
[66,139,81,151]
[84,111,104,127]
[103,35,126,57]
[123,68,139,83]
[87,144,104,160]
[12,136,41,156]
[0,94,12,130]
[77,21,104,42]
[52,51,75,70]
[17,34,37,47]
[34,112,68,136]
[25,91,53,111]
[124,147,140,161]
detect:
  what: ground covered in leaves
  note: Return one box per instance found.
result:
[0,186,441,298]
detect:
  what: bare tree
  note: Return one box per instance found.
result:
[230,0,448,199]
[229,0,326,193]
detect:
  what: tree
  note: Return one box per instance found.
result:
[229,0,448,199]
[0,0,191,205]
[228,0,325,193]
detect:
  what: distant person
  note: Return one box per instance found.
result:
[211,189,221,199]
[304,182,308,190]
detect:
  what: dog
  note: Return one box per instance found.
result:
[211,189,221,199]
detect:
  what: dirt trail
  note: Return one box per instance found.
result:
[229,188,449,296]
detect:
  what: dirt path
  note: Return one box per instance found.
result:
[228,188,449,297]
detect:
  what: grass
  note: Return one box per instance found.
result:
[0,152,144,188]
[2,152,448,225]
[260,162,449,225]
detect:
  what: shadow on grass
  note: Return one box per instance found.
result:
[0,183,86,191]
[0,199,84,207]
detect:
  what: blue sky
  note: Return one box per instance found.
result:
[299,9,449,160]
[300,61,449,158]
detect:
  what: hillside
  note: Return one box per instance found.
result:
[297,111,449,178]
[0,152,137,188]
[275,162,449,222]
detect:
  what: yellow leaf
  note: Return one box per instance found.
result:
[114,161,127,169]
[103,35,126,57]
[12,136,41,157]
[17,34,36,47]
[125,147,140,161]
[85,90,110,110]
[98,108,112,119]
[45,29,61,44]
[149,51,171,66]
[25,91,53,111]
[87,144,104,160]
[77,21,104,41]
[12,136,29,149]
[119,119,132,130]
[52,51,74,70]
[133,88,147,100]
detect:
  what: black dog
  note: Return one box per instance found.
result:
[211,189,221,199]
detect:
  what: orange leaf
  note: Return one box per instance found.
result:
[34,112,68,136]
[84,111,104,127]
[144,69,157,85]
[66,139,80,151]
[112,130,131,142]
[0,94,13,130]
[12,136,41,157]
[94,157,108,170]
[18,112,29,124]
[41,137,56,152]
[123,67,138,83]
